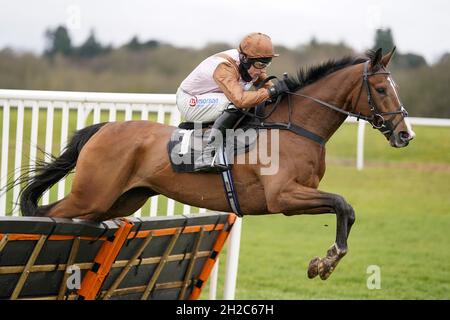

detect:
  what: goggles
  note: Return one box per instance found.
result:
[249,58,272,69]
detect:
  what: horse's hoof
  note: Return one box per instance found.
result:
[307,257,321,279]
[318,259,334,280]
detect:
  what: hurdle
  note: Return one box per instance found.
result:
[0,212,236,300]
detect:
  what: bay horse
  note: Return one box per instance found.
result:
[14,47,414,280]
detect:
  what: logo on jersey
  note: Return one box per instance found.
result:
[189,96,198,107]
[189,96,219,107]
[196,98,219,106]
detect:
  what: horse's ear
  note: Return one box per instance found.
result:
[370,48,383,71]
[381,46,396,67]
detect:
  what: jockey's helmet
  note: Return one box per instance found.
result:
[238,32,279,59]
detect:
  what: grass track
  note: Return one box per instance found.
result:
[208,164,450,299]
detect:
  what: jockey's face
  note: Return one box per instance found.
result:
[247,65,265,79]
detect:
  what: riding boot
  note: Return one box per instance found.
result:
[194,107,242,173]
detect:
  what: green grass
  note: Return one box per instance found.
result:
[209,165,450,300]
[328,123,450,164]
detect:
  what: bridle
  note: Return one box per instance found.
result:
[357,60,408,137]
[287,60,409,139]
[243,59,409,145]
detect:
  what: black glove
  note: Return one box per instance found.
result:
[267,79,290,99]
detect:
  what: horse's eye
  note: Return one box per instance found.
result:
[376,87,386,94]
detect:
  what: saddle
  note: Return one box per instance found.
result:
[167,118,259,173]
[166,111,265,217]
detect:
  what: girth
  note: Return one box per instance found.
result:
[251,121,326,146]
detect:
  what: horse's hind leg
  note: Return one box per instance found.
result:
[47,188,121,220]
[48,184,156,222]
[89,187,158,221]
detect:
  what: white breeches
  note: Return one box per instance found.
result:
[176,87,232,122]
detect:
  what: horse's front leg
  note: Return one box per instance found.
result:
[267,184,355,280]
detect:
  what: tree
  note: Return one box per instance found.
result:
[143,39,160,49]
[310,37,319,47]
[45,26,73,56]
[124,36,160,50]
[372,28,426,69]
[439,52,450,64]
[125,36,141,51]
[77,30,105,58]
[395,53,427,69]
[373,28,395,51]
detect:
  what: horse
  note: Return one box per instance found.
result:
[13,47,414,280]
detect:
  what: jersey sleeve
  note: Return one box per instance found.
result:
[253,71,274,89]
[213,63,270,108]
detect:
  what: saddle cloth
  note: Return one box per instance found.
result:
[167,123,259,173]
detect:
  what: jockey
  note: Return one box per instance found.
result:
[176,32,289,172]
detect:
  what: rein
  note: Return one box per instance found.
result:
[242,75,326,145]
[238,76,284,121]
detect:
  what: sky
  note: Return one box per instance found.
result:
[1,0,449,64]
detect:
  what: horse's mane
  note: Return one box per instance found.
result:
[285,51,374,92]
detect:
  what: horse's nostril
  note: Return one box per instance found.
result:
[399,131,410,141]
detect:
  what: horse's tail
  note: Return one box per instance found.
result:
[20,122,108,216]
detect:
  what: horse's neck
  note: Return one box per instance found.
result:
[270,65,361,142]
